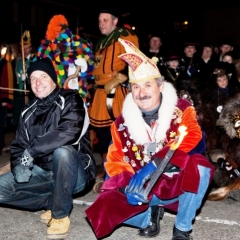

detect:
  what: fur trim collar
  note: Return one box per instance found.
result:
[122,82,178,145]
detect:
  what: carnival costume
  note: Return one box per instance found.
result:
[85,39,214,239]
[89,26,138,127]
[35,15,94,103]
[208,93,240,201]
[13,30,34,128]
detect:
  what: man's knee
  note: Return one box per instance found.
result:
[53,146,76,164]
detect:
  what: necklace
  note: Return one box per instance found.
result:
[167,69,179,81]
[99,31,114,53]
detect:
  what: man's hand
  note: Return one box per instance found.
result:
[126,191,148,205]
[125,161,156,205]
[217,158,240,178]
[12,149,34,183]
[74,58,87,72]
[12,164,32,183]
[104,73,128,94]
[21,73,26,81]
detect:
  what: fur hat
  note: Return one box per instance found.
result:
[216,93,240,138]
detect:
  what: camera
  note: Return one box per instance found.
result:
[217,158,240,178]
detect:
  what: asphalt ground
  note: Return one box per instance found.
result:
[0,132,240,240]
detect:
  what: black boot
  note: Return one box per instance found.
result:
[138,206,164,237]
[172,225,192,240]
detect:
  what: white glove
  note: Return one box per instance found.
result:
[67,64,78,90]
[68,63,77,77]
[74,58,87,72]
[22,73,26,81]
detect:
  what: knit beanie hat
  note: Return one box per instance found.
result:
[27,58,57,84]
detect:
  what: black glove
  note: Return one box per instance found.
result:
[12,149,34,183]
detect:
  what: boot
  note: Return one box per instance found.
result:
[92,180,104,193]
[172,225,192,240]
[47,216,70,239]
[138,206,164,237]
[40,210,52,224]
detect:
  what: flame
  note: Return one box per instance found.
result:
[170,125,188,150]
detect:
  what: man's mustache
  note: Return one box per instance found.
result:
[135,96,151,100]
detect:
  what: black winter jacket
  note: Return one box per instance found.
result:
[10,86,92,171]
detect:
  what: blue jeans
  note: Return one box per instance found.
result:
[0,145,87,219]
[124,165,211,232]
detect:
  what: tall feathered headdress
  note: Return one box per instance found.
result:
[46,15,68,42]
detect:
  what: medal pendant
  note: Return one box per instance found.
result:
[147,142,157,156]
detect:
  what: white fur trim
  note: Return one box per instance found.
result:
[122,82,178,145]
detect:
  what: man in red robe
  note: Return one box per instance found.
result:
[85,39,214,240]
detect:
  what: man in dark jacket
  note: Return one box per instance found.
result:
[0,58,95,239]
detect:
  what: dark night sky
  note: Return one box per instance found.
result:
[25,1,240,38]
[29,1,236,53]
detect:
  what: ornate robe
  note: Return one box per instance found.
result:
[86,82,214,238]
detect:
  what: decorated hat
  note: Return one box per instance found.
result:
[118,38,161,83]
[20,30,31,46]
[46,15,69,42]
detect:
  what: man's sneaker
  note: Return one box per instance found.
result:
[172,225,193,240]
[40,210,52,224]
[47,216,70,239]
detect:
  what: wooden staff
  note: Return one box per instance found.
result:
[21,25,28,104]
[0,87,29,93]
[63,66,81,89]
